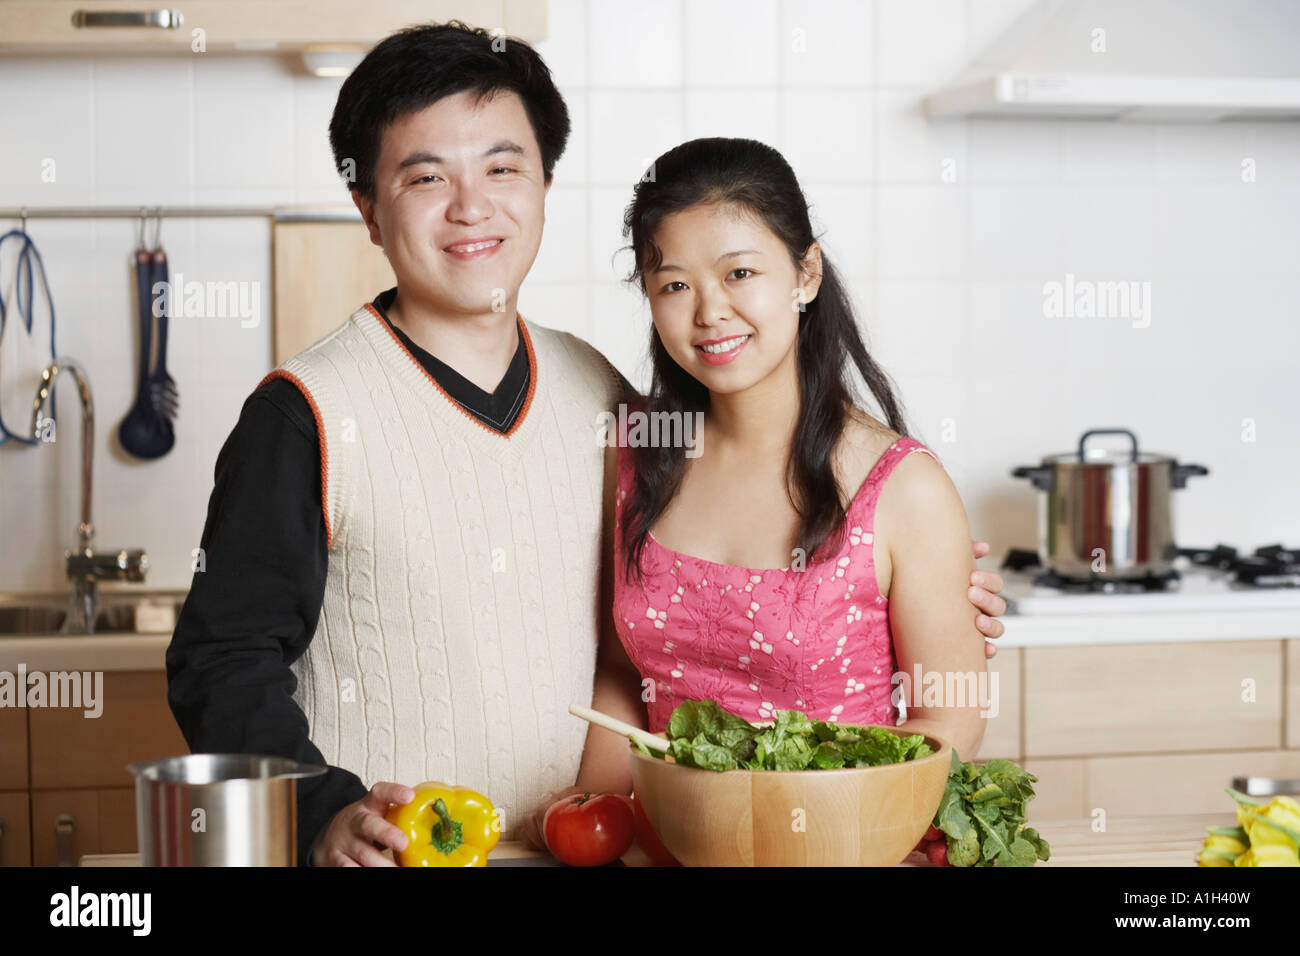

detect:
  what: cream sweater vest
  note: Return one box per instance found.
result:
[262,304,623,839]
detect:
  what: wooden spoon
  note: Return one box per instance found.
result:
[568,703,669,753]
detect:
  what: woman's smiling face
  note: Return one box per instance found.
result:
[645,202,821,395]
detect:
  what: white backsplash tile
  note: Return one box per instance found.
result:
[685,0,780,87]
[683,90,781,145]
[779,0,874,87]
[778,88,874,184]
[537,0,590,90]
[804,183,873,276]
[588,0,683,88]
[531,185,589,284]
[876,89,967,184]
[587,89,685,186]
[875,0,968,88]
[875,184,967,278]
[192,57,295,193]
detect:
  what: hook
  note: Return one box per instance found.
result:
[19,206,27,233]
[150,206,163,250]
[136,207,148,251]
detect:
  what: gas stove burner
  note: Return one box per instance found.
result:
[1003,543,1300,589]
[1031,567,1182,594]
[999,548,1181,591]
[1175,544,1238,570]
[1001,548,1043,572]
[1179,543,1300,588]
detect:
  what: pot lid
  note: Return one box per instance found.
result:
[1043,428,1173,465]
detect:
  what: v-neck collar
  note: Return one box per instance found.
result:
[359,303,542,449]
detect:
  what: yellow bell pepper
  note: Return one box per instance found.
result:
[1234,844,1300,867]
[387,781,500,867]
[1239,796,1300,853]
[1197,831,1248,867]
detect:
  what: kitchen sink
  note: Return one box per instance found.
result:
[0,592,187,636]
[0,606,68,634]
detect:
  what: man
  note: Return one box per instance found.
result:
[166,21,1007,867]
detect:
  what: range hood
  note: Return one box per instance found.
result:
[924,0,1300,120]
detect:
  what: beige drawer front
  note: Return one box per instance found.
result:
[1286,639,1300,749]
[1023,749,1300,821]
[972,648,1021,762]
[1024,640,1282,757]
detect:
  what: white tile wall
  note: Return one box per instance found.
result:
[1,0,1298,594]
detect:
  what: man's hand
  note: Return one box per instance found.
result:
[310,782,415,867]
[518,785,586,853]
[969,541,1007,658]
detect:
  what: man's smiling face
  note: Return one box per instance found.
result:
[358,88,550,317]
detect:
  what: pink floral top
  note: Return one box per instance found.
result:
[612,437,941,734]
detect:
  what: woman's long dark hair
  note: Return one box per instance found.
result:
[621,137,908,580]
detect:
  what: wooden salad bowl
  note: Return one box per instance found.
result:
[629,727,951,866]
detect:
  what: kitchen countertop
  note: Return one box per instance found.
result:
[997,566,1300,648]
[5,567,1298,666]
[0,633,171,672]
[78,813,1228,867]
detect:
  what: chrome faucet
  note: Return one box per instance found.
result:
[31,358,147,633]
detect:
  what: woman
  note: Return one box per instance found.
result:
[521,137,997,848]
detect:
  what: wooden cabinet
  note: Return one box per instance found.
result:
[272,220,396,365]
[0,704,27,791]
[0,1,547,55]
[1024,750,1300,821]
[31,788,137,866]
[28,670,189,790]
[0,791,31,867]
[1023,640,1283,757]
[1014,638,1299,822]
[0,669,188,865]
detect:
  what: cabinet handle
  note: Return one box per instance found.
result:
[71,9,184,29]
[55,814,75,867]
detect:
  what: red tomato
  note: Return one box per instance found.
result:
[543,792,635,867]
[923,824,943,842]
[631,790,680,866]
[926,839,949,867]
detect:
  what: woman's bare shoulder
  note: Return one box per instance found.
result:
[835,407,901,494]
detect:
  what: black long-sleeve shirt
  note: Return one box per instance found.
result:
[165,289,532,866]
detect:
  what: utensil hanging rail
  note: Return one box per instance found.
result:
[1,205,362,223]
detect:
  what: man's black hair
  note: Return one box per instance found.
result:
[329,20,570,202]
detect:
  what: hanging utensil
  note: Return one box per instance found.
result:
[117,209,174,459]
[0,209,58,446]
[146,212,178,422]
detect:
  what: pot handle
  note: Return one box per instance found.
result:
[1171,462,1209,489]
[1078,428,1139,463]
[1012,465,1055,492]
